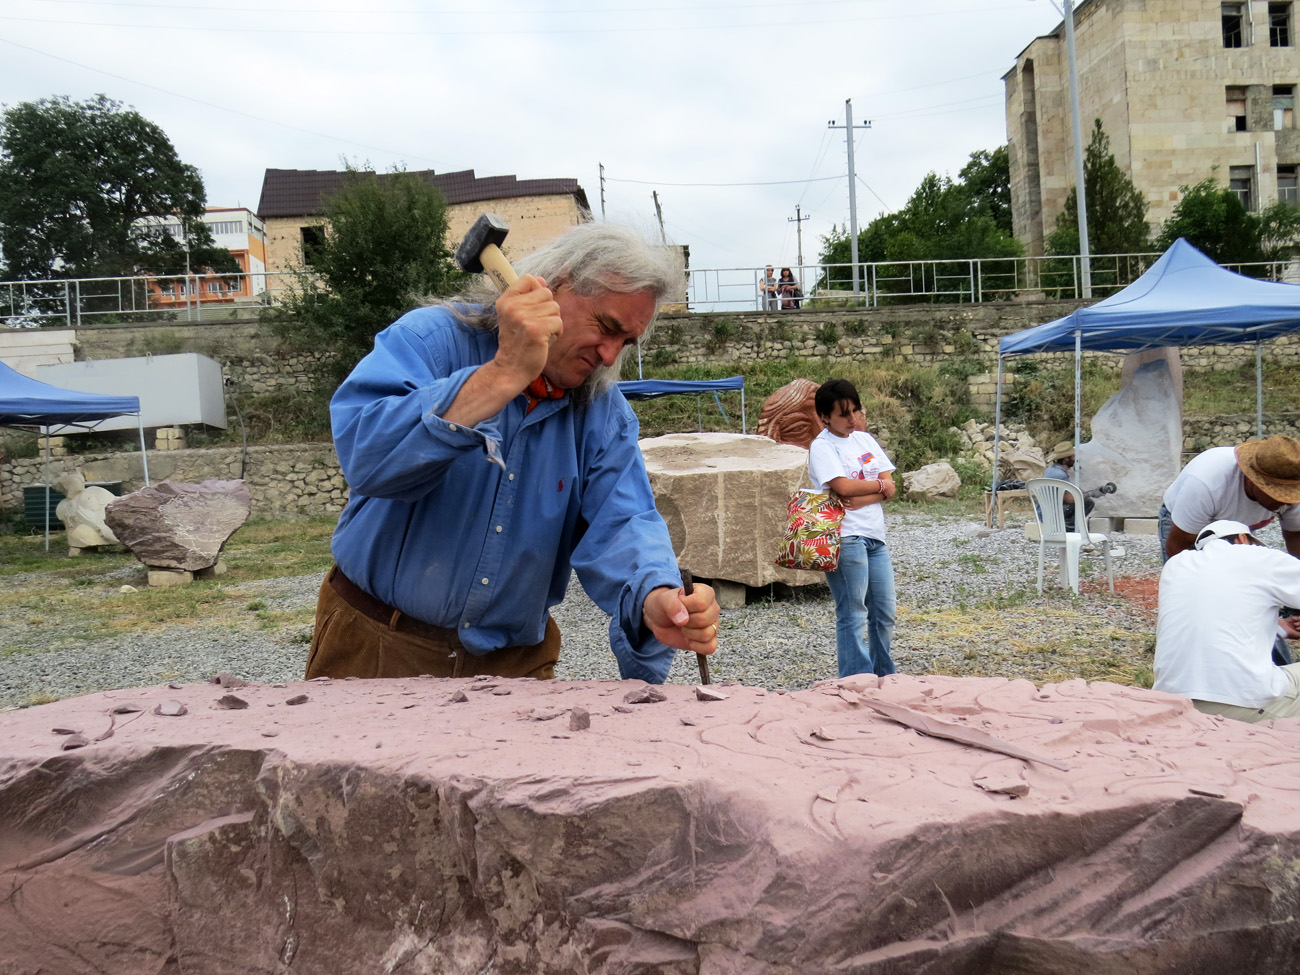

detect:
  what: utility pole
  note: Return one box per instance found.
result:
[1062,0,1092,297]
[788,205,810,267]
[652,191,666,243]
[828,99,871,296]
[599,162,606,219]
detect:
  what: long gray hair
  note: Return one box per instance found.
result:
[440,220,684,401]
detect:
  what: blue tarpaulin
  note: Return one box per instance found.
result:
[617,376,747,433]
[1000,238,1300,356]
[0,359,150,549]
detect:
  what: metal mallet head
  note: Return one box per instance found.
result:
[455,212,517,293]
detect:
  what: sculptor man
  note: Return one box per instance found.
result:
[306,222,720,684]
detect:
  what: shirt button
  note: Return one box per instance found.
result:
[508,473,515,481]
[481,578,489,585]
[448,422,458,431]
[463,622,470,628]
[495,525,503,533]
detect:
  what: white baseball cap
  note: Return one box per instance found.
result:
[1194,520,1257,550]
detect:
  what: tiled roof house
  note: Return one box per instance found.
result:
[256,168,591,274]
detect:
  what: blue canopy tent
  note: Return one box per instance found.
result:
[991,238,1300,493]
[0,360,150,550]
[618,376,747,433]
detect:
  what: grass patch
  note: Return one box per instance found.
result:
[0,516,336,652]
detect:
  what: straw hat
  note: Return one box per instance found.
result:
[1236,435,1300,504]
[1047,440,1076,463]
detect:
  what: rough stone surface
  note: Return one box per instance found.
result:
[2,674,1300,974]
[755,378,821,449]
[901,461,962,500]
[51,470,119,549]
[640,432,814,589]
[104,479,253,572]
[1079,350,1183,520]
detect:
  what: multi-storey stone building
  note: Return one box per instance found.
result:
[1005,0,1299,255]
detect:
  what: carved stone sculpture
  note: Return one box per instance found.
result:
[1077,349,1183,519]
[51,470,119,551]
[757,378,821,449]
[3,673,1300,973]
[104,479,252,580]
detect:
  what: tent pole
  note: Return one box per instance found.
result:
[1074,330,1083,493]
[1256,340,1264,438]
[137,414,151,485]
[991,355,1005,498]
[741,385,747,435]
[42,427,51,553]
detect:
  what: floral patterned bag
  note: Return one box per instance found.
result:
[774,488,845,572]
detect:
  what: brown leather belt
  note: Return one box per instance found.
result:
[328,565,459,643]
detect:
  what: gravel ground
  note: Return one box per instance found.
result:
[0,507,1211,712]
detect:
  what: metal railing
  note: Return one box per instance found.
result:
[5,253,1300,326]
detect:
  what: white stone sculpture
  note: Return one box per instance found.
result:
[51,470,119,553]
[1077,349,1183,520]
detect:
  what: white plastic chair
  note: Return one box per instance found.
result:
[1025,477,1115,595]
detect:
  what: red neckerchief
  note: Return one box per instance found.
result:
[524,375,566,414]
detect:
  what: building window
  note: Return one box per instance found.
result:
[1270,2,1292,45]
[1275,85,1296,128]
[1280,165,1299,204]
[1228,86,1249,131]
[300,225,326,266]
[206,220,244,236]
[1230,165,1255,210]
[1224,2,1247,46]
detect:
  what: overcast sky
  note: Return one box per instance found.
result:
[2,0,1062,301]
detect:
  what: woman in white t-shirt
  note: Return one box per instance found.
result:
[807,379,898,678]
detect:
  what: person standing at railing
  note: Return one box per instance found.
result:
[760,265,779,311]
[778,267,802,310]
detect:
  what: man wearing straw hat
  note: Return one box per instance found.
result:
[1157,435,1300,666]
[1158,435,1300,563]
[1043,440,1095,532]
[1155,520,1300,723]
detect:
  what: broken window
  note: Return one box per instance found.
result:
[1280,165,1299,205]
[1228,86,1249,131]
[1230,165,1255,210]
[1270,2,1292,45]
[1275,85,1295,128]
[300,225,326,267]
[1223,2,1247,46]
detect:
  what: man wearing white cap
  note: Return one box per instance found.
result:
[1154,520,1300,722]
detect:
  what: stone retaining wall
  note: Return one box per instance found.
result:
[4,309,1299,520]
[0,443,345,520]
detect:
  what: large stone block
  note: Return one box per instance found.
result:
[105,478,253,573]
[640,432,813,589]
[3,675,1300,973]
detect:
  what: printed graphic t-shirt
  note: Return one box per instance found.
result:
[808,428,896,541]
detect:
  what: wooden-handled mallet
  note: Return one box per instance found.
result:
[454,212,518,293]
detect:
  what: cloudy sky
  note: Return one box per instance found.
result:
[2,0,1062,302]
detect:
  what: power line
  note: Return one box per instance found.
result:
[606,174,845,188]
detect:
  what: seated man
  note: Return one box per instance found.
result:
[1043,440,1094,532]
[1154,520,1300,723]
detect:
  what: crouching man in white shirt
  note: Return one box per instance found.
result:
[1155,520,1300,722]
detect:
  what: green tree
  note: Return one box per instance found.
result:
[1046,120,1150,256]
[267,165,464,396]
[0,95,233,280]
[818,147,1020,302]
[1155,176,1300,268]
[959,145,1013,235]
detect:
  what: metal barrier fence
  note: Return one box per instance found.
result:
[4,254,1299,326]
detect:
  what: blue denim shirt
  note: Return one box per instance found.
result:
[329,305,682,682]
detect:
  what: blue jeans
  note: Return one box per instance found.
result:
[826,535,897,678]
